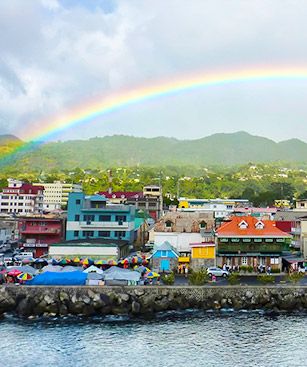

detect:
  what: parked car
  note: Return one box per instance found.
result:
[298,267,306,274]
[207,267,229,277]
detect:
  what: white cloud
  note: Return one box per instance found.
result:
[0,0,307,141]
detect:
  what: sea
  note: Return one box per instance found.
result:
[0,310,306,367]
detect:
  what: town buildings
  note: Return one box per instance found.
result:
[18,214,65,257]
[99,185,163,220]
[295,199,307,210]
[66,192,136,244]
[150,241,179,272]
[178,198,250,219]
[150,211,215,255]
[0,179,44,215]
[33,181,82,210]
[216,216,292,271]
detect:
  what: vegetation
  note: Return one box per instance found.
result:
[285,272,305,283]
[257,274,275,284]
[239,266,254,273]
[188,269,209,285]
[228,272,240,285]
[161,272,175,285]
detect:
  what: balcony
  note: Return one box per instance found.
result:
[79,221,129,229]
[218,242,285,254]
[20,227,61,235]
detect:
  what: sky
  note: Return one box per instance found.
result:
[0,0,307,142]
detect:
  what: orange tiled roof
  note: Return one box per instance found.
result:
[217,216,291,238]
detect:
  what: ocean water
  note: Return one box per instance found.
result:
[0,311,306,367]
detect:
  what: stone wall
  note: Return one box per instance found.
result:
[0,285,306,318]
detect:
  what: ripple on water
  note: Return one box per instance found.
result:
[0,312,306,367]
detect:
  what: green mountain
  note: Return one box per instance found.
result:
[1,131,306,170]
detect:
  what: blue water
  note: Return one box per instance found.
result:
[0,311,306,367]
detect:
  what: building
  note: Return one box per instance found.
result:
[178,198,250,219]
[190,233,216,270]
[216,216,292,271]
[33,181,82,210]
[274,210,307,250]
[0,179,44,215]
[18,214,65,257]
[49,239,130,260]
[66,192,136,243]
[150,241,179,272]
[233,207,277,220]
[296,199,307,210]
[150,211,215,255]
[99,185,163,220]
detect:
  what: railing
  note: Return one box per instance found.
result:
[20,227,61,234]
[218,242,285,254]
[79,221,129,228]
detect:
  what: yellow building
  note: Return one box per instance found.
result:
[190,242,215,270]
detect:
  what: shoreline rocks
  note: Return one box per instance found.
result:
[0,285,306,318]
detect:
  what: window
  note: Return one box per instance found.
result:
[265,239,273,243]
[75,215,80,221]
[98,231,110,237]
[270,257,279,265]
[254,238,262,242]
[220,238,228,242]
[241,257,248,265]
[243,238,251,242]
[76,199,81,205]
[239,220,248,229]
[199,221,207,229]
[231,238,240,242]
[115,231,125,238]
[115,215,126,222]
[165,220,172,228]
[255,221,264,229]
[99,215,111,221]
[161,250,168,257]
[84,215,95,222]
[82,230,94,238]
[74,230,79,237]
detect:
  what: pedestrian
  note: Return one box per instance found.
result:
[157,276,160,285]
[184,266,188,278]
[223,263,227,271]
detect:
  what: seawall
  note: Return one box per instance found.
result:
[1,285,307,317]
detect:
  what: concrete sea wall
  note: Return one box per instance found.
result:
[0,285,307,317]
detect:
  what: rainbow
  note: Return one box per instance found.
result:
[3,66,307,163]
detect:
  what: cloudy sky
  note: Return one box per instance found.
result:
[1,0,307,142]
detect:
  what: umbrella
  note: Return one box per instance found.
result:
[73,257,81,264]
[41,265,62,273]
[51,258,60,265]
[145,271,160,278]
[121,259,129,265]
[108,259,117,266]
[7,269,22,277]
[21,258,34,264]
[34,258,47,264]
[95,259,107,265]
[134,265,151,273]
[131,256,142,264]
[17,272,33,281]
[0,269,8,274]
[82,258,94,266]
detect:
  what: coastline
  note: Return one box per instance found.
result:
[1,285,307,318]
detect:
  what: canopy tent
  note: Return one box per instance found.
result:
[41,265,63,273]
[27,271,87,286]
[87,272,104,280]
[61,266,82,272]
[103,266,141,282]
[83,265,104,274]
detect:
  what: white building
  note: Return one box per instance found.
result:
[0,179,44,215]
[33,181,82,210]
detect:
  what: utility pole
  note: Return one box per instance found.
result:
[108,169,112,195]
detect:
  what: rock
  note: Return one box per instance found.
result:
[82,296,91,305]
[16,297,32,317]
[134,288,145,297]
[119,293,130,302]
[59,291,69,303]
[44,294,54,305]
[245,291,253,299]
[59,304,68,316]
[131,301,141,314]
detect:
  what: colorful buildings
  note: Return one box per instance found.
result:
[216,216,292,271]
[0,179,44,215]
[178,198,250,219]
[66,192,136,243]
[18,214,65,257]
[150,211,215,255]
[190,233,216,270]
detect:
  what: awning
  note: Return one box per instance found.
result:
[178,256,190,263]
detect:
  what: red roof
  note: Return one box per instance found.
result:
[3,184,44,194]
[99,191,143,199]
[217,216,291,238]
